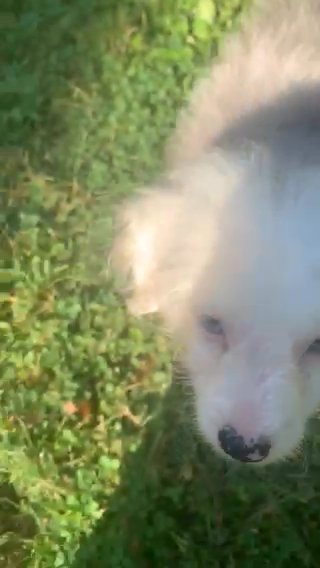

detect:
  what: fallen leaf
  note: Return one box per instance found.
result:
[63,401,78,416]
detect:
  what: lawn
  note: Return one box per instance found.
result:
[2,0,320,566]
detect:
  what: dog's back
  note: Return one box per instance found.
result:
[168,0,320,168]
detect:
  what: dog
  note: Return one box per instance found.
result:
[112,0,320,465]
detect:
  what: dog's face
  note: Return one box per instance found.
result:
[113,151,320,464]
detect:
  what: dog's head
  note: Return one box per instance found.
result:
[112,149,320,465]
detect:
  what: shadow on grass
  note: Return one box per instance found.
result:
[2,0,136,143]
[0,482,37,568]
[2,0,177,185]
[72,378,320,568]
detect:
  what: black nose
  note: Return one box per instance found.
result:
[218,426,271,463]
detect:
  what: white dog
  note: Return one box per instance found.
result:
[112,0,320,465]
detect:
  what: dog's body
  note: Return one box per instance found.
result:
[112,0,320,464]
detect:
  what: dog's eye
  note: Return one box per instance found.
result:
[200,316,224,336]
[306,339,320,355]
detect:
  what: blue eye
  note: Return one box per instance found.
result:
[200,316,224,336]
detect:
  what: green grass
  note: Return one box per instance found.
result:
[2,0,320,566]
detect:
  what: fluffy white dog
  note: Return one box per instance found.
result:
[112,0,320,465]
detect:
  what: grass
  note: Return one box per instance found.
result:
[2,0,320,566]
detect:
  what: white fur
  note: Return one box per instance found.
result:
[112,0,320,464]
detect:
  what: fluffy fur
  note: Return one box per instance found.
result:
[112,0,320,464]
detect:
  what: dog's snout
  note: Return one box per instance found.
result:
[218,426,271,463]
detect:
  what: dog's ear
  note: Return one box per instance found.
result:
[111,187,179,316]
